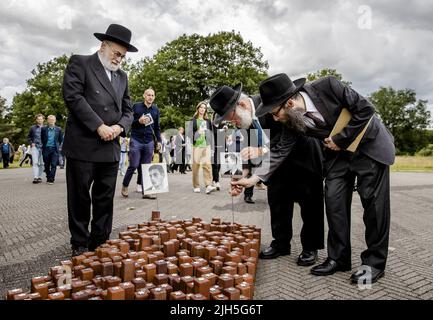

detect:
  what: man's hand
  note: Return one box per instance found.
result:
[324,137,341,151]
[230,175,261,196]
[157,142,162,152]
[240,147,262,161]
[111,125,123,139]
[97,124,115,141]
[139,115,151,125]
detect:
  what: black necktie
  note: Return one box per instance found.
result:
[305,112,326,128]
[110,71,114,83]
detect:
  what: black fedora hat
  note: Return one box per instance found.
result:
[94,24,138,52]
[209,83,243,125]
[255,73,306,117]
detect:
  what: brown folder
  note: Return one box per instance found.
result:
[329,108,373,152]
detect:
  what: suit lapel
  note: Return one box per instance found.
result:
[303,84,333,126]
[90,53,120,110]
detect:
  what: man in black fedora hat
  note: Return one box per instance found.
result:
[62,24,137,256]
[233,73,395,284]
[210,83,325,264]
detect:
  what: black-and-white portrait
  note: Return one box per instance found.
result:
[141,163,169,195]
[220,152,243,177]
[142,113,154,126]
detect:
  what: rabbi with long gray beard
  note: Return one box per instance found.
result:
[209,84,325,264]
[62,24,137,257]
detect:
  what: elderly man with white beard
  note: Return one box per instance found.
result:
[62,24,137,257]
[209,83,325,264]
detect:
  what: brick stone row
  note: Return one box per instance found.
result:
[5,214,261,301]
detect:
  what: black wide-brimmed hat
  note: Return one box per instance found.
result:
[94,24,138,52]
[209,83,243,125]
[255,73,306,117]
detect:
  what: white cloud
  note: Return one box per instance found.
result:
[0,0,432,116]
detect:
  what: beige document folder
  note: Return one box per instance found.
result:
[329,108,373,152]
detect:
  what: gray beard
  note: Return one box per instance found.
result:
[283,107,307,133]
[100,51,120,72]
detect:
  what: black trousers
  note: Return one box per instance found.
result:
[2,153,10,168]
[66,157,118,250]
[267,168,325,252]
[325,151,390,270]
[43,147,59,182]
[212,164,221,183]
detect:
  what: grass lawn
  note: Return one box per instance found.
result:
[2,155,433,172]
[391,156,433,172]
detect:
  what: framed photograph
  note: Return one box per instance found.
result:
[220,152,243,178]
[142,113,154,126]
[141,163,169,195]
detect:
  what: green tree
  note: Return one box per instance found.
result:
[0,96,21,142]
[369,87,431,154]
[127,31,269,129]
[10,55,70,144]
[307,68,352,86]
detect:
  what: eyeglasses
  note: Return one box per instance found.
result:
[106,41,126,60]
[270,102,285,117]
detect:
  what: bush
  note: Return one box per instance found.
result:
[416,144,433,156]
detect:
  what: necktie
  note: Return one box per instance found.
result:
[305,112,326,128]
[110,71,114,83]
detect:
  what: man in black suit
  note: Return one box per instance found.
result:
[210,84,324,265]
[41,115,63,185]
[62,24,137,256]
[241,73,395,284]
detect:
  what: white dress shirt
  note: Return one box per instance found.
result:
[299,91,325,128]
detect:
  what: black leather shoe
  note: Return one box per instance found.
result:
[71,246,88,257]
[310,258,351,276]
[350,266,385,284]
[244,196,255,204]
[297,250,318,266]
[259,246,291,260]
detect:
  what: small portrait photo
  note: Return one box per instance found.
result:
[142,113,154,126]
[141,163,169,195]
[220,152,243,178]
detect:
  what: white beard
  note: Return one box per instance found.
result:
[100,50,120,72]
[235,107,253,129]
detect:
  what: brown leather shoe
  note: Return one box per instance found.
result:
[121,186,128,198]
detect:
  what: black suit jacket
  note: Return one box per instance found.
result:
[41,126,63,151]
[62,52,133,162]
[301,76,395,167]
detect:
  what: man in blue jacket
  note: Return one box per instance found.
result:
[41,115,63,184]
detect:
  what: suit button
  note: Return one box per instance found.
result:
[104,107,108,111]
[96,90,100,94]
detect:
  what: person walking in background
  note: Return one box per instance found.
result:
[28,114,45,183]
[169,135,177,173]
[19,144,33,167]
[121,88,161,199]
[119,136,128,176]
[41,115,63,184]
[185,135,192,172]
[211,119,226,191]
[175,127,187,174]
[189,102,216,194]
[1,138,14,169]
[161,133,171,170]
[58,132,65,169]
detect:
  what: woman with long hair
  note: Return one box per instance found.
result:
[191,102,216,194]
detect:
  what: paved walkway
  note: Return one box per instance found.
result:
[0,168,432,299]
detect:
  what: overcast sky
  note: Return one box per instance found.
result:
[1,0,432,115]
